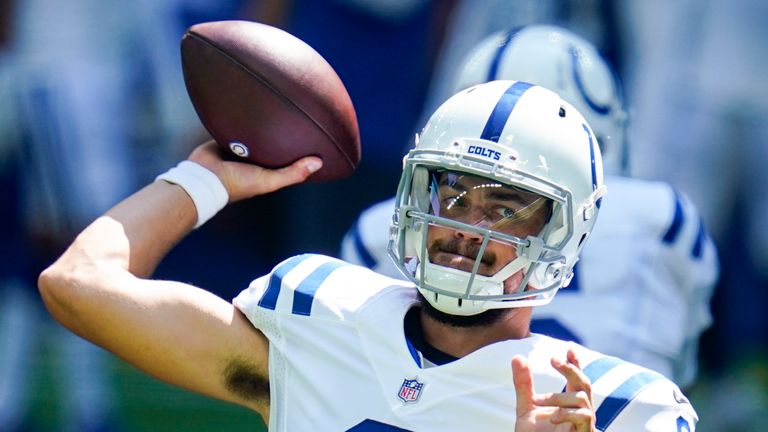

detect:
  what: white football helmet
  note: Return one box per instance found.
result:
[389,80,606,315]
[454,25,628,175]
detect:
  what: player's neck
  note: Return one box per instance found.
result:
[418,308,532,358]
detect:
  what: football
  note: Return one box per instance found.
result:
[181,20,361,182]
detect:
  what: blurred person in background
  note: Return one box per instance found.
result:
[619,0,768,429]
[0,0,228,430]
[2,0,437,430]
[342,24,719,391]
[414,0,616,137]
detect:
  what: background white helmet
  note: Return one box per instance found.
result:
[454,25,628,175]
[389,80,606,315]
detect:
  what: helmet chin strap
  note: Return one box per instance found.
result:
[420,253,531,298]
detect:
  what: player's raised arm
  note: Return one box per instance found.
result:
[37,141,321,416]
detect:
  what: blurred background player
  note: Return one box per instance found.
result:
[618,0,768,428]
[0,0,236,430]
[0,0,449,430]
[341,25,719,390]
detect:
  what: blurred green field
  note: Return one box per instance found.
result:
[27,339,266,432]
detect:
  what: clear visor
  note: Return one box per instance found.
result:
[423,170,554,278]
[429,170,553,238]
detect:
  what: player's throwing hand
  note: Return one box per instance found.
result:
[513,349,595,432]
[188,141,323,202]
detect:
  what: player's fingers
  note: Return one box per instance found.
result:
[567,348,582,369]
[238,156,322,197]
[186,141,322,199]
[550,407,596,432]
[552,355,592,397]
[271,156,323,186]
[512,355,536,416]
[532,390,591,409]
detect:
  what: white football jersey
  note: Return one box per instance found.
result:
[234,254,697,431]
[340,175,718,389]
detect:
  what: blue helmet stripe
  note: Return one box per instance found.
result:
[595,372,664,430]
[480,81,533,143]
[570,46,611,115]
[583,123,601,208]
[486,31,512,82]
[292,260,347,316]
[662,191,684,244]
[486,28,522,82]
[259,254,313,310]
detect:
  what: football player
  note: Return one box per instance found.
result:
[39,79,697,430]
[341,25,719,390]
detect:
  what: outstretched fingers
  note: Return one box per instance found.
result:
[550,349,595,431]
[552,349,592,397]
[512,350,595,432]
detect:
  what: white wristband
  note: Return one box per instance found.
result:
[156,161,229,228]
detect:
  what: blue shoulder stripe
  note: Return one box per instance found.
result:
[350,220,377,269]
[562,356,623,393]
[348,419,413,431]
[292,260,347,316]
[662,191,684,244]
[569,356,666,430]
[480,81,533,143]
[258,254,313,310]
[595,372,664,430]
[583,356,624,381]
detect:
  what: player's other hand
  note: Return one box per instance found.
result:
[512,349,595,432]
[188,141,323,202]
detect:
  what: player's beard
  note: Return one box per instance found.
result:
[416,292,509,328]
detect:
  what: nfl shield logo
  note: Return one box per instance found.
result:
[397,378,424,403]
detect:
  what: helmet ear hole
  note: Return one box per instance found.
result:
[559,106,566,117]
